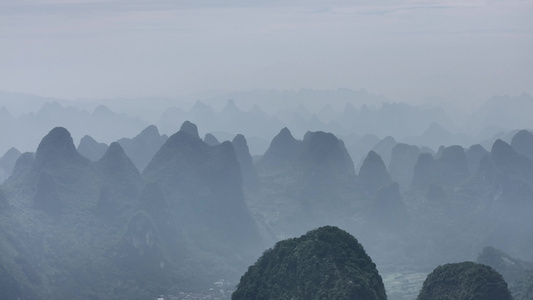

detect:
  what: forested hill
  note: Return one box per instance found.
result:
[232,226,387,300]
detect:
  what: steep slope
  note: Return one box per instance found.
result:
[232,134,259,190]
[232,226,386,300]
[358,151,391,196]
[258,127,302,172]
[94,142,142,218]
[143,122,262,275]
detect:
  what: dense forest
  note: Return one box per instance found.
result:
[232,226,386,300]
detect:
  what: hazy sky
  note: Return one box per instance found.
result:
[1,0,532,104]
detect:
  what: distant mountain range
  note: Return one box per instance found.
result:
[1,89,533,299]
[1,90,532,159]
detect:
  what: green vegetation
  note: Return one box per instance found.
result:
[232,226,386,300]
[417,262,512,300]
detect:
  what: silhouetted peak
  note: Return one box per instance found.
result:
[250,104,267,117]
[1,147,21,162]
[139,125,160,138]
[11,152,34,176]
[222,99,239,112]
[232,134,259,190]
[93,105,114,116]
[204,133,220,146]
[359,151,391,194]
[303,130,336,144]
[491,139,513,156]
[426,122,449,134]
[466,144,489,174]
[101,142,126,160]
[232,134,247,147]
[179,121,200,139]
[278,127,294,139]
[511,129,533,160]
[259,128,301,171]
[77,135,108,161]
[391,143,419,157]
[467,144,488,156]
[34,127,85,169]
[190,100,214,115]
[341,103,356,119]
[98,142,140,176]
[79,135,97,145]
[38,101,62,115]
[362,150,385,167]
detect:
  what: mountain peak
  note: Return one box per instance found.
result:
[358,150,391,195]
[179,121,200,139]
[98,142,139,175]
[259,127,301,170]
[34,127,86,171]
[232,226,386,300]
[139,124,160,137]
[204,133,220,146]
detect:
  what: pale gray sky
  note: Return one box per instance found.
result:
[1,0,532,104]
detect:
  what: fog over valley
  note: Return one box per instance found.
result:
[1,0,532,299]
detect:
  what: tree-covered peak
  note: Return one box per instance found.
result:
[232,226,386,300]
